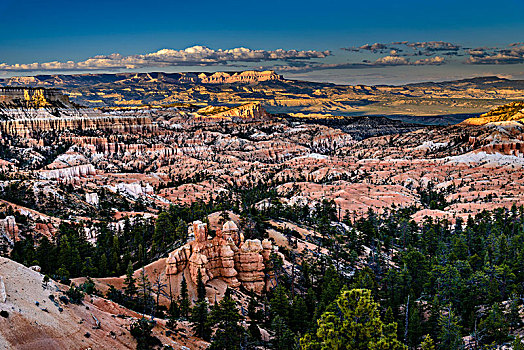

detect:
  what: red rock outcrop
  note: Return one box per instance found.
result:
[166,220,274,294]
[0,87,70,106]
[0,115,156,137]
[0,216,18,242]
[198,70,282,84]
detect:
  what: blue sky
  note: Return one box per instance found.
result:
[1,0,523,84]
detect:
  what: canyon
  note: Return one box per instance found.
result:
[0,73,523,349]
[0,82,523,241]
[3,73,524,124]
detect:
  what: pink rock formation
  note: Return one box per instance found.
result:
[213,102,270,120]
[166,220,274,294]
[0,115,156,137]
[0,87,70,105]
[40,164,96,180]
[0,216,18,242]
[198,70,282,84]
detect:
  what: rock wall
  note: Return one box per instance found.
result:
[198,70,282,84]
[0,216,18,244]
[166,220,274,294]
[40,164,96,180]
[0,115,156,137]
[0,87,70,106]
[211,102,271,120]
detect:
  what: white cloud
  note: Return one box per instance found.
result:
[374,55,409,66]
[466,44,524,64]
[0,46,331,72]
[413,56,445,65]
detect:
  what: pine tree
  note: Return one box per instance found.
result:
[508,296,522,331]
[191,300,211,341]
[138,269,153,315]
[218,210,230,225]
[196,269,206,302]
[438,307,463,350]
[420,334,435,350]
[123,261,137,296]
[166,301,180,330]
[427,295,441,339]
[248,320,262,342]
[290,296,309,334]
[513,335,524,350]
[478,303,509,345]
[179,274,190,318]
[300,288,407,350]
[209,294,244,350]
[270,285,289,322]
[406,302,424,348]
[168,301,180,319]
[153,211,176,253]
[98,253,108,277]
[271,315,296,350]
[111,235,120,273]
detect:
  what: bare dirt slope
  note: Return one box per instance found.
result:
[0,257,207,350]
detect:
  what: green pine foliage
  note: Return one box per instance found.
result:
[300,288,406,350]
[209,294,244,350]
[179,274,190,318]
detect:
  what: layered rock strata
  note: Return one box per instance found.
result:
[198,70,283,84]
[0,115,156,137]
[166,220,273,294]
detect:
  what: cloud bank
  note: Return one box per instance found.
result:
[270,54,446,73]
[0,46,331,72]
[2,41,522,76]
[466,44,524,64]
[344,41,524,65]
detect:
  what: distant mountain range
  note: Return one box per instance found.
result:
[1,72,523,125]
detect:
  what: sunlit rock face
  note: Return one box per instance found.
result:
[166,220,274,294]
[0,216,18,243]
[0,88,157,136]
[198,70,283,84]
[0,87,70,106]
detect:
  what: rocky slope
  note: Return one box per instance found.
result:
[0,257,206,350]
[461,101,524,125]
[0,88,157,137]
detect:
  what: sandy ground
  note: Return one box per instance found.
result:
[0,257,207,349]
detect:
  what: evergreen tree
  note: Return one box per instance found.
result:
[124,261,137,296]
[420,335,435,350]
[478,303,509,345]
[196,269,206,302]
[130,318,157,350]
[99,254,108,277]
[406,302,424,348]
[191,300,211,341]
[508,296,522,331]
[166,301,180,330]
[513,335,524,350]
[179,274,190,318]
[209,294,244,350]
[427,296,441,339]
[290,296,309,334]
[437,307,463,350]
[300,288,407,350]
[271,315,296,350]
[138,269,153,315]
[248,320,262,342]
[152,211,175,252]
[270,285,290,322]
